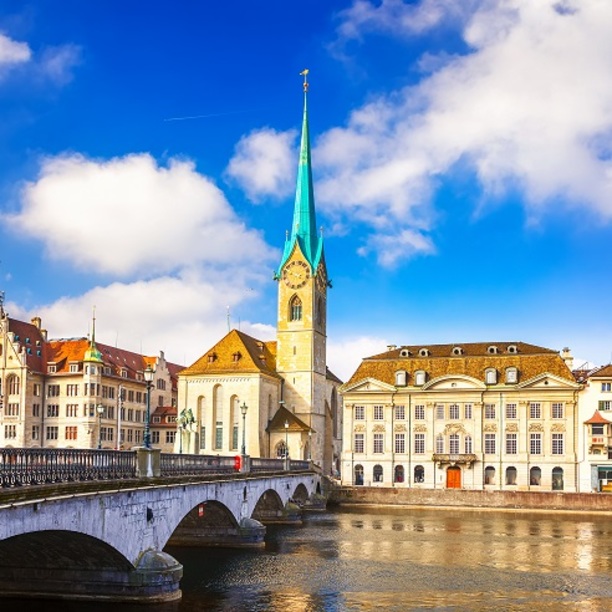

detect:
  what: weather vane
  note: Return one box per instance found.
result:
[300,68,309,92]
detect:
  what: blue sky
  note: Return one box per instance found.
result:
[1,0,611,380]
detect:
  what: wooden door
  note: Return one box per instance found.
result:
[446,466,461,489]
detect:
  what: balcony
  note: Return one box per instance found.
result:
[433,453,477,468]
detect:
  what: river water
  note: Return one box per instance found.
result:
[7,505,612,611]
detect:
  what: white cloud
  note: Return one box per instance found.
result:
[226,128,297,203]
[7,153,276,277]
[0,32,31,71]
[328,335,389,382]
[38,44,81,85]
[318,0,612,266]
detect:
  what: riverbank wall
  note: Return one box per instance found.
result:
[329,486,612,513]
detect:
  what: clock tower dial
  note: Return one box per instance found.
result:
[282,260,311,289]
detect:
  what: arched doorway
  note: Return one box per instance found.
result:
[552,467,564,490]
[446,466,461,489]
[354,464,364,485]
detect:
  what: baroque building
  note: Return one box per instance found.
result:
[0,299,181,450]
[177,75,342,474]
[340,342,583,491]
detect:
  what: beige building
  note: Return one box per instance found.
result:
[0,301,181,450]
[176,80,342,474]
[340,342,582,491]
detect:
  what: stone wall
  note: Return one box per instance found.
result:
[330,486,612,512]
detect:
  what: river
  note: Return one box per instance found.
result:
[6,506,612,610]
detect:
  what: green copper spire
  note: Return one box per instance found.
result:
[84,306,103,363]
[277,70,323,275]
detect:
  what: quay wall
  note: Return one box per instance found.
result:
[329,486,612,513]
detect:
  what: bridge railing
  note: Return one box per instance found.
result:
[159,453,236,476]
[0,448,137,487]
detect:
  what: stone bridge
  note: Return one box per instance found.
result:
[0,449,324,603]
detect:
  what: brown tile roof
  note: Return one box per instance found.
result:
[6,317,48,373]
[346,341,575,387]
[588,364,612,378]
[267,405,310,433]
[584,410,612,425]
[179,329,280,378]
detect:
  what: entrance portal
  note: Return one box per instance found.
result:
[446,466,461,489]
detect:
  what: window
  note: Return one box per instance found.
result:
[4,425,16,439]
[529,403,541,419]
[32,404,40,417]
[46,426,59,440]
[373,405,384,420]
[290,296,302,321]
[484,433,496,454]
[552,403,564,419]
[530,433,542,455]
[65,426,78,440]
[506,433,517,454]
[394,465,405,483]
[66,404,79,417]
[464,404,472,420]
[484,466,496,485]
[414,370,426,386]
[166,431,176,444]
[394,405,405,420]
[414,433,425,454]
[484,404,496,419]
[157,379,166,390]
[464,435,473,454]
[592,423,604,435]
[33,383,41,397]
[354,406,365,420]
[128,390,135,402]
[31,425,39,440]
[395,371,407,386]
[8,376,20,395]
[69,364,79,373]
[436,404,444,419]
[354,465,364,485]
[48,365,56,374]
[67,384,79,396]
[373,433,384,454]
[552,467,564,490]
[199,427,206,450]
[436,434,444,454]
[485,368,497,385]
[354,433,364,453]
[373,465,383,482]
[6,403,19,416]
[414,465,425,483]
[599,401,612,411]
[505,367,518,384]
[602,382,611,392]
[506,466,517,485]
[506,403,517,419]
[46,404,59,418]
[449,404,459,420]
[232,425,239,450]
[449,434,459,454]
[395,433,405,454]
[152,431,160,444]
[215,422,223,450]
[530,466,541,486]
[552,433,564,455]
[414,405,425,420]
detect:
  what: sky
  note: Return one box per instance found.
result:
[1,0,611,381]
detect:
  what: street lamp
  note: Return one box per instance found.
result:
[240,402,248,455]
[284,420,289,459]
[143,364,154,450]
[96,404,104,449]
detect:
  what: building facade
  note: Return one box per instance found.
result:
[177,76,342,474]
[340,342,582,491]
[0,301,181,450]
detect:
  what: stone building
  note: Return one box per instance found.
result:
[340,341,582,491]
[0,299,181,450]
[177,77,342,474]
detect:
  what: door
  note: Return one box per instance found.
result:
[446,466,461,489]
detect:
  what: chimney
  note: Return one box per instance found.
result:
[31,316,42,329]
[387,344,397,352]
[561,347,574,370]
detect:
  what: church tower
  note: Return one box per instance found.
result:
[275,71,329,460]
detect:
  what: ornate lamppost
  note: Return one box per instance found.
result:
[96,404,104,449]
[240,402,248,455]
[143,364,154,450]
[284,420,289,459]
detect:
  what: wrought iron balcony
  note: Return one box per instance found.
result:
[432,453,477,467]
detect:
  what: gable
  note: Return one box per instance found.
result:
[517,372,582,390]
[340,377,396,394]
[423,375,486,391]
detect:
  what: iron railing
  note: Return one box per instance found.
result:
[159,453,237,476]
[251,457,285,472]
[0,448,136,487]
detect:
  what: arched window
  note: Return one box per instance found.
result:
[506,466,517,485]
[394,465,404,483]
[8,375,20,395]
[213,384,223,450]
[414,465,425,483]
[289,296,302,321]
[395,370,407,387]
[530,466,541,486]
[485,368,498,385]
[484,465,496,485]
[230,394,239,451]
[276,440,287,458]
[198,395,206,450]
[354,464,364,485]
[552,467,564,490]
[373,464,383,483]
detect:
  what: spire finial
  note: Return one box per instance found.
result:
[300,68,309,93]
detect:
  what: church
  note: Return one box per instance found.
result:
[176,75,342,475]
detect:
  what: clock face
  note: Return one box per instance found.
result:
[283,260,311,289]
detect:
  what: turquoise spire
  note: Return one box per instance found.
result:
[277,70,323,275]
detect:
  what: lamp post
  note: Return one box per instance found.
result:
[143,364,154,450]
[96,404,104,449]
[284,420,289,459]
[240,402,248,455]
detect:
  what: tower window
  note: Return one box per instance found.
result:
[289,295,302,321]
